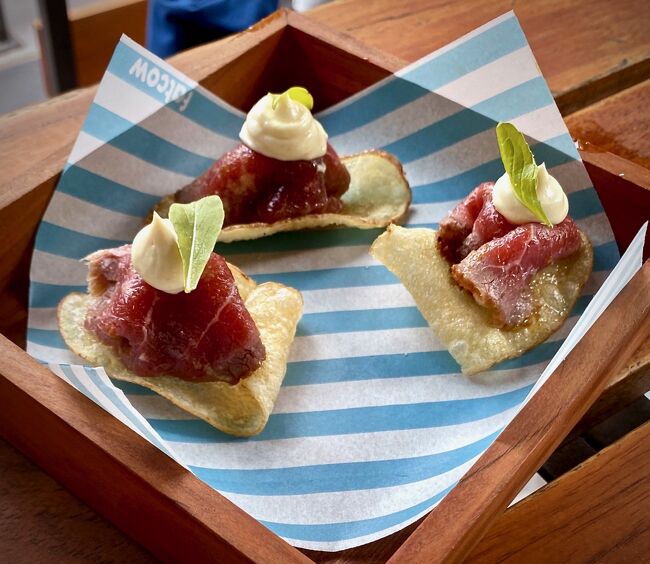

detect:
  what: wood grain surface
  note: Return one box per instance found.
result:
[567,79,650,169]
[467,420,650,562]
[0,436,155,563]
[34,0,147,96]
[310,0,650,113]
[565,334,650,440]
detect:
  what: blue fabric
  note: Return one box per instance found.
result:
[147,0,279,57]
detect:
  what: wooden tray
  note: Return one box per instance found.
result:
[1,10,649,563]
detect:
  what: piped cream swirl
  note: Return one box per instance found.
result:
[239,92,327,161]
[493,163,569,225]
[131,212,185,294]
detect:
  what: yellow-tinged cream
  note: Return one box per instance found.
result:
[493,163,569,225]
[239,92,327,161]
[131,212,185,294]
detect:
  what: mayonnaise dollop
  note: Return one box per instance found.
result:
[493,163,568,225]
[239,92,327,161]
[131,212,185,294]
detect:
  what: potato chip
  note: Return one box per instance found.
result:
[156,150,411,242]
[370,225,593,374]
[58,266,303,436]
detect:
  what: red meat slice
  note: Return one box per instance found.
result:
[437,183,515,263]
[84,246,266,384]
[176,143,350,226]
[451,218,582,327]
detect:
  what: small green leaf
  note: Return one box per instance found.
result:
[168,195,224,293]
[270,86,314,111]
[286,86,313,110]
[496,122,552,226]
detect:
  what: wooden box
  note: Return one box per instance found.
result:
[1,10,649,563]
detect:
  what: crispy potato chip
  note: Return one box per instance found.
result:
[58,267,303,436]
[155,150,411,242]
[228,262,257,300]
[370,225,593,375]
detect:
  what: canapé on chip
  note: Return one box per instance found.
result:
[59,196,302,436]
[371,123,593,374]
[156,87,411,241]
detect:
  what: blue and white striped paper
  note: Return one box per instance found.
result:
[27,13,638,550]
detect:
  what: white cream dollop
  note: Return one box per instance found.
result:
[131,212,185,294]
[493,163,569,225]
[239,92,327,161]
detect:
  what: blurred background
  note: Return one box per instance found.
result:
[0,0,328,115]
[0,0,93,114]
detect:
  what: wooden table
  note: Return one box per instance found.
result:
[1,0,649,561]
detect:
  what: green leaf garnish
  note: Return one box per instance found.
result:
[496,122,552,226]
[168,195,224,293]
[270,86,314,111]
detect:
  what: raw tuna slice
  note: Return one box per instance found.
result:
[177,143,350,226]
[437,183,514,263]
[451,218,582,327]
[84,246,266,384]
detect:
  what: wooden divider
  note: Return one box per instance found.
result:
[467,420,650,562]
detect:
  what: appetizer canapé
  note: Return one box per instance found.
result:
[157,87,411,241]
[371,123,593,374]
[59,196,303,436]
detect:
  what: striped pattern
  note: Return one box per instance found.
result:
[24,14,628,551]
[48,363,181,463]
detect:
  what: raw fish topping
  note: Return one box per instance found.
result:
[438,184,582,327]
[84,246,266,383]
[437,182,514,263]
[176,143,350,226]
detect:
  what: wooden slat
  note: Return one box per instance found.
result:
[567,78,650,170]
[0,86,91,206]
[168,11,402,112]
[388,262,650,564]
[310,0,650,114]
[467,420,650,562]
[0,335,311,564]
[0,15,407,562]
[0,437,155,563]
